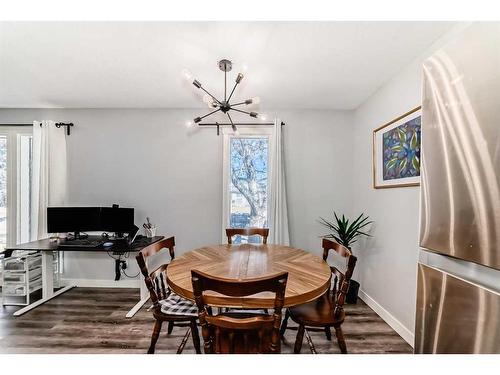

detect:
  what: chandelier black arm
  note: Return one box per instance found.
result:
[230,101,248,106]
[227,112,238,132]
[231,108,252,116]
[197,108,221,121]
[200,87,222,105]
[227,81,239,103]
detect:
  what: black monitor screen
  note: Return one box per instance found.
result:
[101,207,134,232]
[47,207,135,234]
[47,207,102,233]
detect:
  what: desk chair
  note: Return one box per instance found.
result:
[191,269,288,354]
[136,236,201,354]
[279,238,357,354]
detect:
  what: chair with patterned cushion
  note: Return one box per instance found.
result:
[226,228,269,244]
[191,269,288,354]
[279,238,357,354]
[136,236,201,354]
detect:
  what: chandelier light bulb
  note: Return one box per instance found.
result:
[203,94,212,104]
[236,73,244,84]
[258,113,268,121]
[185,120,194,128]
[182,69,193,82]
[251,96,260,105]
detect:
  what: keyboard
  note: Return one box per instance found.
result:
[58,239,105,248]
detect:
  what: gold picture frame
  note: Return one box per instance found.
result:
[372,106,421,189]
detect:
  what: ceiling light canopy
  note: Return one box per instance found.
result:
[183,59,267,134]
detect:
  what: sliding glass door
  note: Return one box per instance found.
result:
[0,127,33,250]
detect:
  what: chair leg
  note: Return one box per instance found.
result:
[280,309,290,337]
[294,324,305,354]
[148,319,163,354]
[334,325,348,354]
[324,326,332,341]
[167,321,174,334]
[190,320,202,354]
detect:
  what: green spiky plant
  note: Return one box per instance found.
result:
[318,212,372,252]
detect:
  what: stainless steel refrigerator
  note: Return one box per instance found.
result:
[415,22,500,354]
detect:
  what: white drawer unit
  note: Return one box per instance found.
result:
[3,267,42,283]
[1,252,43,306]
[4,254,42,271]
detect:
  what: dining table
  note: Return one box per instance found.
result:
[166,243,332,308]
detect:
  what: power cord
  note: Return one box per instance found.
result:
[106,250,139,279]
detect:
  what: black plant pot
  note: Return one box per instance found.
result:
[346,279,360,304]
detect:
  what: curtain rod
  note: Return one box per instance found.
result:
[0,123,33,126]
[198,121,285,135]
[0,122,74,135]
[198,122,285,126]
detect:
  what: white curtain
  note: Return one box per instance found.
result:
[269,119,290,245]
[31,121,68,240]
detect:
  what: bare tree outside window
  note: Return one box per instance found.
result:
[229,137,269,234]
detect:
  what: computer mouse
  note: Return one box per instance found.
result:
[103,242,114,247]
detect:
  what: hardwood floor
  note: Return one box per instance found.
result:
[0,287,412,354]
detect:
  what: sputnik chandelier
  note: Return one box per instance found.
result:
[183,59,267,135]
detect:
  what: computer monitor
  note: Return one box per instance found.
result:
[47,206,135,237]
[101,207,134,232]
[47,207,102,235]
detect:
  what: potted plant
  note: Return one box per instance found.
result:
[318,212,372,304]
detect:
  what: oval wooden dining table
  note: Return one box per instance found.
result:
[166,243,332,308]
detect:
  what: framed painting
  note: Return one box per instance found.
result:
[373,106,421,189]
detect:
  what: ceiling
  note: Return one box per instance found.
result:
[0,22,455,110]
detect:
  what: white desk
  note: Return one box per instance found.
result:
[4,236,164,317]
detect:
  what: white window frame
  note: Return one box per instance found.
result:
[0,126,33,248]
[221,126,274,242]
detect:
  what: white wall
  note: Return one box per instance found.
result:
[0,108,353,284]
[351,23,470,345]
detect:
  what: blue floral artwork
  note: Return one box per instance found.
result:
[382,116,421,181]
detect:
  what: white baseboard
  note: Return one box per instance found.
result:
[358,289,414,347]
[60,278,140,289]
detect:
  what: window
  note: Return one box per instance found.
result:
[0,127,33,250]
[222,128,272,244]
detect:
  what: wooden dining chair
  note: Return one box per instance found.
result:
[226,228,269,244]
[136,236,201,354]
[191,269,288,353]
[279,238,357,354]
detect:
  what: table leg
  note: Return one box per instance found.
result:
[125,272,150,318]
[13,250,75,316]
[13,285,74,316]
